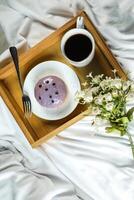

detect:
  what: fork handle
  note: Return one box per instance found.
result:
[9,46,23,93]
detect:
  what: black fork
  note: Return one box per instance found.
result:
[9,46,32,117]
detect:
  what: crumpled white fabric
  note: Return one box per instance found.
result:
[0,97,80,200]
[0,0,134,200]
[0,0,134,78]
[43,117,134,200]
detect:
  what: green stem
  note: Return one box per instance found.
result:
[126,131,134,159]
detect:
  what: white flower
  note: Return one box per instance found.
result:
[112,90,118,98]
[94,95,104,105]
[86,72,93,78]
[103,93,112,102]
[91,74,104,86]
[122,81,131,91]
[82,81,88,87]
[92,107,101,115]
[76,91,85,99]
[111,79,122,89]
[84,89,93,103]
[94,116,102,125]
[131,81,134,91]
[105,102,114,111]
[105,76,112,80]
[76,72,134,158]
[84,95,93,103]
[91,86,99,95]
[94,116,108,126]
[100,79,111,90]
[76,89,94,104]
[112,69,117,74]
[126,92,134,102]
[112,69,117,78]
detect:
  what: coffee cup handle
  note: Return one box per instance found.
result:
[76,16,84,29]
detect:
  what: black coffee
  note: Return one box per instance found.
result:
[64,34,92,62]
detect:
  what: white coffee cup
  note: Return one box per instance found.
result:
[61,17,95,68]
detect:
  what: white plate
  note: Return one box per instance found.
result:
[23,61,81,120]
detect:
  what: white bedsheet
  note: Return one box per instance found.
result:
[0,0,134,200]
[0,97,80,200]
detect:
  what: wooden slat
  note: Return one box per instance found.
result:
[32,110,89,148]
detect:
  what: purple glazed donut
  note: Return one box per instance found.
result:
[34,76,67,108]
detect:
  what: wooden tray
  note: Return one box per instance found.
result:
[0,11,127,147]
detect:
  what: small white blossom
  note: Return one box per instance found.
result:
[84,89,93,103]
[91,86,99,95]
[82,81,89,87]
[94,116,102,125]
[105,102,114,111]
[112,69,117,77]
[105,76,112,80]
[94,95,104,105]
[94,116,108,126]
[103,93,112,102]
[111,79,122,89]
[122,81,131,91]
[112,90,118,97]
[76,91,85,99]
[76,89,93,104]
[126,92,134,102]
[84,96,93,103]
[131,81,134,91]
[92,107,101,115]
[91,74,104,86]
[100,79,111,90]
[86,72,93,78]
[112,69,117,74]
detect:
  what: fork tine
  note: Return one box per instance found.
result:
[23,98,27,117]
[27,100,31,116]
[28,99,32,116]
[22,95,32,117]
[24,102,28,117]
[26,100,29,117]
[25,100,28,116]
[26,99,32,117]
[22,99,26,114]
